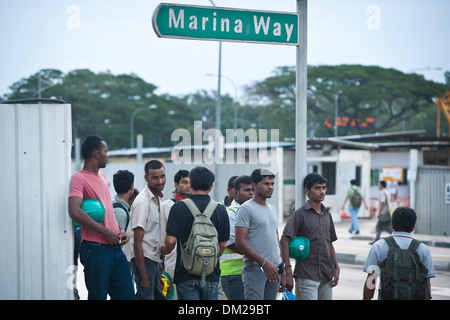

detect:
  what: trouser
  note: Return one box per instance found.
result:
[296,278,333,300]
[374,219,393,242]
[348,206,360,233]
[242,263,280,300]
[131,257,166,300]
[80,241,136,300]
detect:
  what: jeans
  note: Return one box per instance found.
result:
[348,206,360,233]
[177,279,219,300]
[131,257,166,300]
[221,274,245,300]
[79,241,135,300]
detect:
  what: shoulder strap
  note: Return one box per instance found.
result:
[113,201,130,229]
[408,238,421,252]
[182,198,201,218]
[203,200,219,218]
[384,236,399,248]
[182,199,218,219]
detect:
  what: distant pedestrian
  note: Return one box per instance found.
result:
[341,179,368,234]
[124,160,166,300]
[280,172,339,300]
[363,207,435,300]
[68,136,135,300]
[370,180,392,244]
[235,169,284,300]
[162,166,230,300]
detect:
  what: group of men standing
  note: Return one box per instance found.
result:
[68,135,340,301]
[68,135,434,301]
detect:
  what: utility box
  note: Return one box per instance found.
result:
[0,99,73,299]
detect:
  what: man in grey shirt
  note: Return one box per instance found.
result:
[235,169,283,300]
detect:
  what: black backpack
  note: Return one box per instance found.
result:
[379,236,431,300]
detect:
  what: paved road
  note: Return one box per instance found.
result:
[333,263,450,300]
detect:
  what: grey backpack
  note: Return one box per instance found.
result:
[181,199,219,285]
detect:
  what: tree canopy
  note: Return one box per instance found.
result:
[3,65,448,151]
[247,64,448,139]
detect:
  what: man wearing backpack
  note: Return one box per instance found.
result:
[112,170,135,231]
[363,207,435,300]
[162,166,230,300]
[341,179,368,234]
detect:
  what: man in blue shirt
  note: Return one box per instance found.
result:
[363,207,435,300]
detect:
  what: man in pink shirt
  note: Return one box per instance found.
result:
[68,136,135,300]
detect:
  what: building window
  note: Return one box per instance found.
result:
[370,169,379,186]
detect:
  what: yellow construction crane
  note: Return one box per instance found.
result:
[436,90,450,137]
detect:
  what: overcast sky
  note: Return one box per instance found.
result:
[1,0,448,100]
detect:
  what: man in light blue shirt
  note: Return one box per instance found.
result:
[363,207,435,300]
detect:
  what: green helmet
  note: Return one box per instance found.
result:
[288,236,310,260]
[73,199,105,227]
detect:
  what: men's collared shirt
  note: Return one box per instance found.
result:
[282,200,338,282]
[363,232,435,278]
[124,184,162,263]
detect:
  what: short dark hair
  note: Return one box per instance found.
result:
[81,136,105,159]
[391,207,417,232]
[379,180,387,188]
[189,166,215,191]
[303,172,327,190]
[144,159,164,175]
[113,170,134,194]
[174,169,189,184]
[129,188,139,202]
[350,179,357,185]
[227,176,238,189]
[233,175,252,191]
[250,168,275,185]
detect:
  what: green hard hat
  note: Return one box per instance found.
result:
[73,199,105,227]
[288,236,310,260]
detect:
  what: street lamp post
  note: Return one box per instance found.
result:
[130,104,157,148]
[206,73,239,130]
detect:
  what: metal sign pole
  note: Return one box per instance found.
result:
[295,0,308,209]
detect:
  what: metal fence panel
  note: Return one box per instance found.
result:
[0,103,73,299]
[415,166,450,236]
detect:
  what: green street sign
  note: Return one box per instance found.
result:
[152,3,299,46]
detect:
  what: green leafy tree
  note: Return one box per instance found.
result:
[4,69,198,149]
[246,65,448,138]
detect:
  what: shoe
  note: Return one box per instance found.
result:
[369,241,375,245]
[348,229,353,234]
[355,231,360,235]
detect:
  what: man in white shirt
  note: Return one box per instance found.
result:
[370,180,393,244]
[124,160,166,300]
